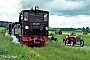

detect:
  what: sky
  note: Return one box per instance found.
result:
[0,0,90,28]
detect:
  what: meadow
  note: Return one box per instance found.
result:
[0,28,90,60]
[0,27,4,33]
[0,28,45,60]
[55,31,90,46]
[31,31,90,60]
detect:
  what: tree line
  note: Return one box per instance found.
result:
[0,21,12,27]
[82,27,90,33]
[49,27,90,33]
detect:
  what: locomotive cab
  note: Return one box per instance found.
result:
[18,7,49,46]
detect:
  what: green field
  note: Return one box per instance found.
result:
[0,29,90,60]
[30,31,90,60]
[0,27,4,33]
[55,31,90,46]
[0,34,45,60]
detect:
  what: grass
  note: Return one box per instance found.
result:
[30,31,90,60]
[31,41,90,60]
[49,30,90,45]
[0,34,45,60]
[0,27,90,60]
[0,27,4,33]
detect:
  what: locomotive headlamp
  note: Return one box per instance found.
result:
[25,26,29,29]
[45,27,48,30]
[24,18,28,21]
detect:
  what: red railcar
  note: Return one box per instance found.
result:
[8,7,49,46]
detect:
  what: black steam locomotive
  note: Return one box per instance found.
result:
[8,6,49,46]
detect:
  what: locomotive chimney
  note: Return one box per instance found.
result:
[35,6,39,10]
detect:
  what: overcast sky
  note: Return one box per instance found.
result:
[0,0,90,28]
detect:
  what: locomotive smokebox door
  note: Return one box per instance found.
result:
[8,24,12,35]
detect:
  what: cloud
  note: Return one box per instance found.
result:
[0,15,18,22]
[0,0,90,28]
[18,0,90,16]
[49,15,90,28]
[0,0,21,22]
[45,0,89,16]
[0,0,20,16]
[46,0,85,10]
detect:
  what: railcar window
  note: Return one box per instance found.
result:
[14,24,21,35]
[44,13,48,21]
[24,12,28,21]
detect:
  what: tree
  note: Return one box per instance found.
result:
[82,27,85,32]
[86,27,89,33]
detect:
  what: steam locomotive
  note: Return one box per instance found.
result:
[8,6,49,46]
